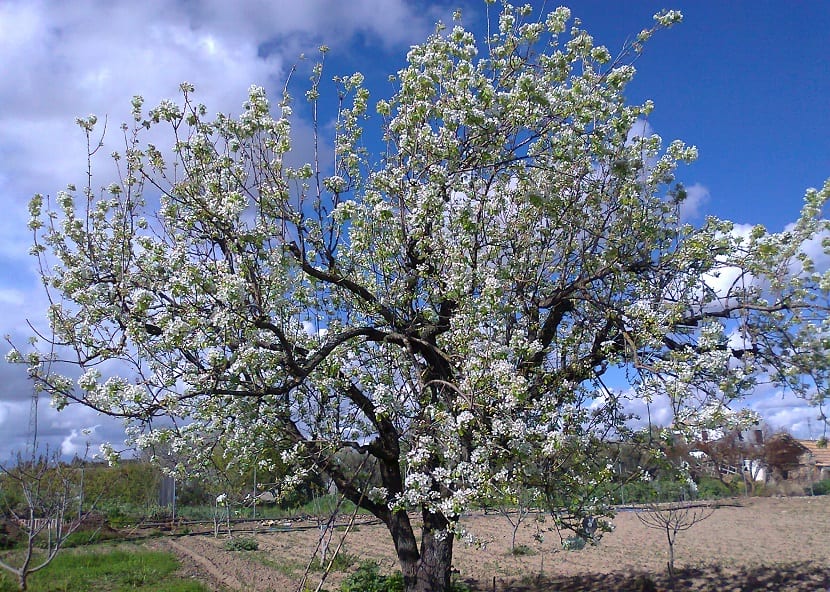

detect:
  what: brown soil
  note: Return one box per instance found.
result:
[157,495,830,591]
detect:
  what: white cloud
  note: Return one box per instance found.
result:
[0,0,437,462]
[590,389,675,432]
[746,388,826,439]
[782,221,830,275]
[625,394,674,431]
[191,0,437,50]
[0,0,823,460]
[678,182,709,221]
[0,387,128,463]
[60,425,100,458]
[60,429,85,458]
[591,381,826,442]
[626,118,654,144]
[0,0,434,269]
[697,223,756,303]
[0,289,25,307]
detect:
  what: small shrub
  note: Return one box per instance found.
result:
[0,520,22,550]
[99,503,131,527]
[562,535,586,550]
[55,530,101,548]
[224,536,259,551]
[613,478,694,504]
[750,481,768,496]
[511,544,536,556]
[339,560,469,592]
[633,574,658,591]
[340,561,402,592]
[809,479,830,496]
[696,476,735,500]
[310,552,358,572]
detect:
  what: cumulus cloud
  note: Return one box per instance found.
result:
[747,387,826,439]
[0,289,25,307]
[626,118,654,144]
[1,2,282,198]
[188,0,438,52]
[60,425,100,458]
[0,394,134,463]
[590,388,675,433]
[698,223,756,301]
[589,378,826,442]
[0,0,435,241]
[623,393,675,431]
[782,220,830,275]
[678,182,709,221]
[0,0,823,461]
[0,0,438,461]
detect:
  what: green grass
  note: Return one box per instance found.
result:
[0,544,211,592]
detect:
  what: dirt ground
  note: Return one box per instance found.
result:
[157,495,830,591]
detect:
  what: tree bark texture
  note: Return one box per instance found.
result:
[391,510,454,592]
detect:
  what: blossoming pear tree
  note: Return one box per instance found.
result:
[10,3,830,590]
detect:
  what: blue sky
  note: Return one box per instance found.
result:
[0,1,828,460]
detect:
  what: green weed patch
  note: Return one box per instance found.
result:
[0,545,210,592]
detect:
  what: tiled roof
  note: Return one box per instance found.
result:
[797,440,830,468]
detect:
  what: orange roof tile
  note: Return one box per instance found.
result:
[797,440,830,468]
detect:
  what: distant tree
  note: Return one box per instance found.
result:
[9,3,830,590]
[80,459,162,512]
[693,429,755,492]
[0,450,95,591]
[488,466,539,553]
[636,501,716,590]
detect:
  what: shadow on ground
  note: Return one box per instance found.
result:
[467,561,830,591]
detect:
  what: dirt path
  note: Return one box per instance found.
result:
[160,533,311,591]
[165,538,245,591]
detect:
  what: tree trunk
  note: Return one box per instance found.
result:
[391,509,454,592]
[666,535,675,589]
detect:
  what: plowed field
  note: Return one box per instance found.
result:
[159,495,830,591]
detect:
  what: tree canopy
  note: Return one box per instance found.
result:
[9,3,830,590]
